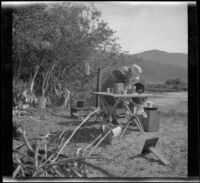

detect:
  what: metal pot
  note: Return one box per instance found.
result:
[114,83,124,94]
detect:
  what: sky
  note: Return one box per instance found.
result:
[91,2,188,54]
[3,1,189,54]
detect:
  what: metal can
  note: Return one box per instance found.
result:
[106,88,111,93]
[114,83,124,94]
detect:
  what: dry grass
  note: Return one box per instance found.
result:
[13,118,116,178]
[12,92,188,178]
[160,109,187,118]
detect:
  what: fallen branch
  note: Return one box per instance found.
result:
[55,169,65,177]
[13,143,25,150]
[44,138,47,161]
[88,130,112,155]
[70,167,84,177]
[13,117,114,178]
[50,108,100,163]
[34,140,40,169]
[84,134,103,152]
[81,160,116,177]
[23,129,35,153]
[13,165,21,178]
[20,166,25,177]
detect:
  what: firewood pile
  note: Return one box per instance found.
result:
[12,123,116,178]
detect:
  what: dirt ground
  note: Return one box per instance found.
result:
[13,92,187,178]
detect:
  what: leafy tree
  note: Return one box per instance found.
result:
[12,2,125,106]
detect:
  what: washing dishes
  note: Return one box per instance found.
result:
[100,64,145,125]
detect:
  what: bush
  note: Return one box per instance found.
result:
[13,78,29,106]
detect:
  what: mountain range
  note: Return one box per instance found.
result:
[133,49,187,68]
[122,50,188,83]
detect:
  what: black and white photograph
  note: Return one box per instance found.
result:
[2,1,198,181]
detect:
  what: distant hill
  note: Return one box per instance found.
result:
[133,49,187,68]
[87,49,187,84]
[121,52,188,84]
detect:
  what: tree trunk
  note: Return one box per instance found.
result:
[60,88,70,109]
[42,63,56,97]
[38,96,47,109]
[30,64,42,94]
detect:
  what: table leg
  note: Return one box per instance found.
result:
[123,103,145,134]
[133,116,145,134]
[120,117,132,139]
[99,96,121,124]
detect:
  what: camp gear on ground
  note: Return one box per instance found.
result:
[141,137,169,165]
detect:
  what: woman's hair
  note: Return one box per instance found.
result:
[121,64,142,84]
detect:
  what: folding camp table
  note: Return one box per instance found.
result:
[90,92,155,136]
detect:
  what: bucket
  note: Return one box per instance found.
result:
[76,100,85,108]
[38,97,47,109]
[140,107,160,132]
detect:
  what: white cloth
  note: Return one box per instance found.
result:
[137,108,147,118]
